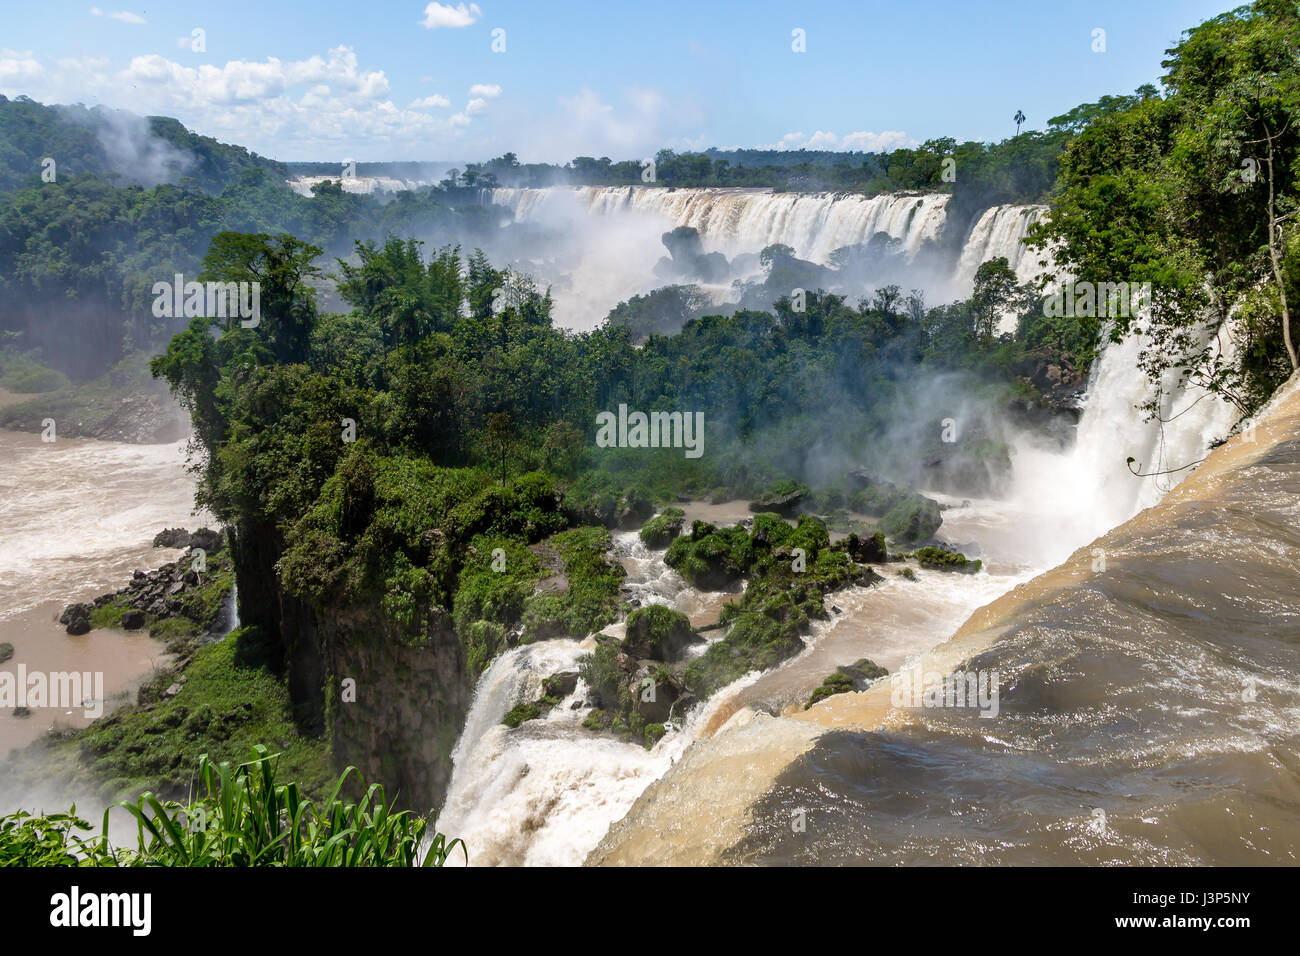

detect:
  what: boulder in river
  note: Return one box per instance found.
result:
[629,666,683,724]
[59,602,92,635]
[622,605,700,661]
[748,480,809,517]
[152,528,192,549]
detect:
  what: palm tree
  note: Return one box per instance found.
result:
[1014,110,1026,134]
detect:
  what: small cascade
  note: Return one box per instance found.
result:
[953,203,1051,292]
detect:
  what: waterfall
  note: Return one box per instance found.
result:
[1001,325,1240,567]
[953,203,1051,292]
[287,174,441,196]
[482,185,1051,327]
[435,634,688,867]
[486,186,951,265]
[435,530,740,865]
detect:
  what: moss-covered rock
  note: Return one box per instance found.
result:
[639,508,686,548]
[502,702,542,728]
[805,658,889,708]
[914,546,982,574]
[878,495,942,545]
[676,514,883,698]
[519,527,625,642]
[61,531,236,651]
[841,531,888,563]
[621,605,699,660]
[542,671,579,699]
[684,584,818,697]
[664,520,749,589]
[747,479,810,517]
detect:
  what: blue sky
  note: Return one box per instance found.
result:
[0,0,1234,162]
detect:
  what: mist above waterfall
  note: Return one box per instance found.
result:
[471,186,1045,332]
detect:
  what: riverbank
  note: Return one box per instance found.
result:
[0,428,211,807]
[0,352,189,444]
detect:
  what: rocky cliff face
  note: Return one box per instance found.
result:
[230,519,472,811]
[318,607,472,810]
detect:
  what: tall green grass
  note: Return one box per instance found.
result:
[1,746,465,867]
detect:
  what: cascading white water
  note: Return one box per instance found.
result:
[435,317,1244,866]
[436,529,749,865]
[287,174,442,196]
[953,204,1050,291]
[433,183,1247,865]
[488,186,952,266]
[481,185,1049,328]
[997,327,1240,568]
[435,636,680,866]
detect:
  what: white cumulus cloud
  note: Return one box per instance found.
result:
[764,129,916,152]
[0,49,45,83]
[90,7,146,23]
[0,46,490,157]
[420,2,482,29]
[468,83,500,98]
[411,93,452,109]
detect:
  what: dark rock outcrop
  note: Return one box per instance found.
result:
[60,603,92,635]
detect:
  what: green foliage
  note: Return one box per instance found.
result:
[520,526,624,641]
[577,642,624,706]
[914,546,982,573]
[664,520,751,589]
[452,536,541,665]
[0,354,68,392]
[805,658,889,709]
[639,507,686,548]
[1034,2,1300,414]
[99,746,464,866]
[0,809,116,867]
[502,702,542,729]
[28,627,332,805]
[679,514,873,697]
[606,285,713,340]
[622,604,696,660]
